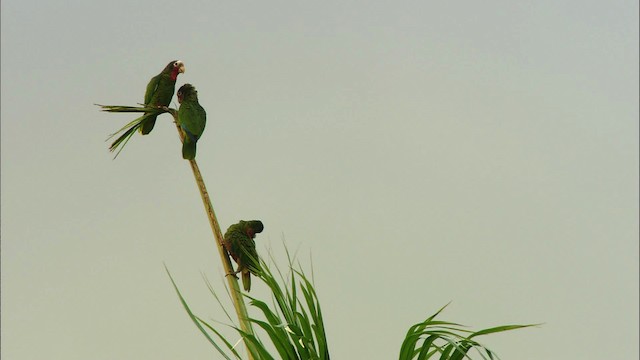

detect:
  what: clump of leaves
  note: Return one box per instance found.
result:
[166,247,329,360]
[167,245,536,360]
[399,303,537,359]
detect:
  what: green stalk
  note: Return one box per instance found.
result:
[168,109,256,359]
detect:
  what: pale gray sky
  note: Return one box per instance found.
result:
[1,1,638,359]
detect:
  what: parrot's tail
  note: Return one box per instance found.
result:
[242,270,251,292]
[182,139,197,160]
[140,115,157,135]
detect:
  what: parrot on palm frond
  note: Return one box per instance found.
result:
[223,220,264,292]
[141,60,185,135]
[177,84,206,160]
[101,60,184,157]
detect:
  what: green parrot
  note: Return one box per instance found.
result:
[177,84,207,160]
[140,60,186,135]
[223,220,264,292]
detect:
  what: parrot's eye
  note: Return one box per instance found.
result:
[174,62,179,67]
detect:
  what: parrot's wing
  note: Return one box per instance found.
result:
[194,104,207,135]
[238,237,259,273]
[224,231,245,265]
[144,74,161,105]
[178,102,206,140]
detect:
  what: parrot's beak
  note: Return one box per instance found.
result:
[177,61,185,74]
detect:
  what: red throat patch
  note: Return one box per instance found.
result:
[170,68,180,81]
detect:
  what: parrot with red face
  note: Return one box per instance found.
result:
[140,60,185,134]
[223,220,264,291]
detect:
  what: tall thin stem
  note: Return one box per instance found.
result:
[170,110,255,359]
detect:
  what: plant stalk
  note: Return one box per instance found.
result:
[170,110,256,359]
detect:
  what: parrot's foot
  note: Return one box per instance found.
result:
[225,271,240,279]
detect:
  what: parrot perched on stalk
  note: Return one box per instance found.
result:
[223,220,264,292]
[177,84,206,160]
[140,60,186,135]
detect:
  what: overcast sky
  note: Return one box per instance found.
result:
[1,1,638,359]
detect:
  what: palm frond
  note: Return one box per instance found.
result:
[97,104,149,112]
[398,304,539,360]
[168,245,330,360]
[96,104,173,158]
[165,265,238,360]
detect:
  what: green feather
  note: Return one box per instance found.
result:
[144,74,161,105]
[242,271,251,292]
[182,138,197,160]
